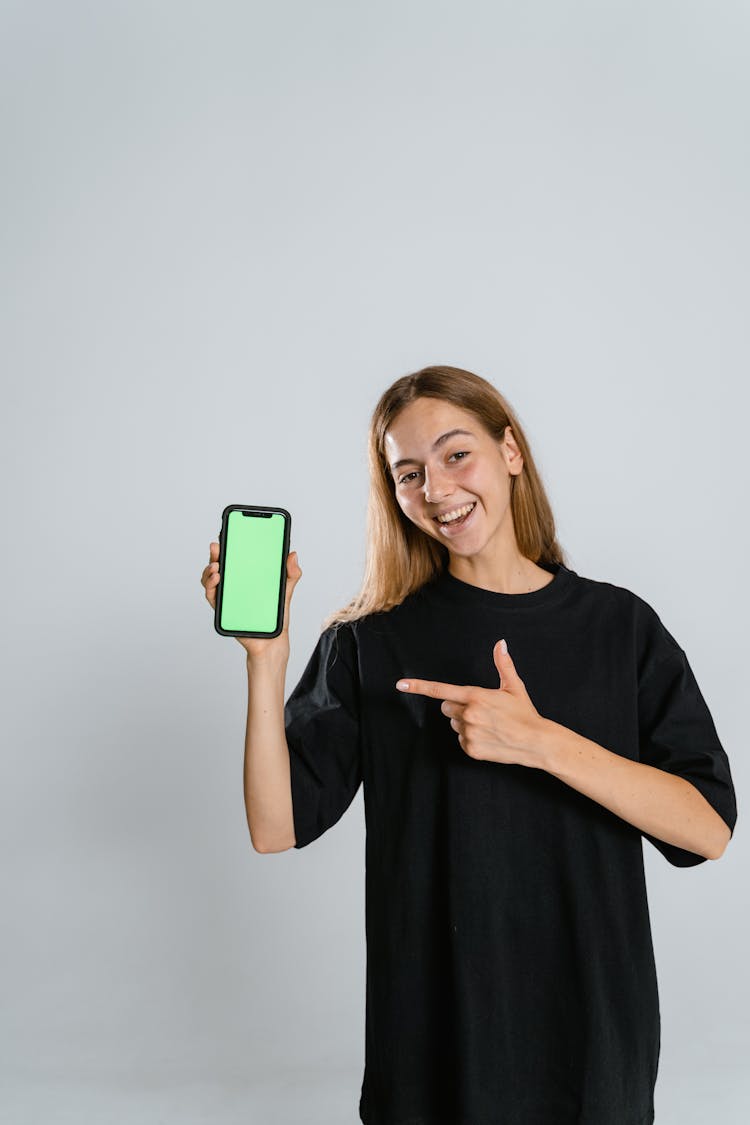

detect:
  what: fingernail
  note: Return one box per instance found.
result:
[396,680,410,691]
[500,639,508,654]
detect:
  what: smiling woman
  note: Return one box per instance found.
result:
[383,392,558,588]
[320,365,564,627]
[279,364,737,1125]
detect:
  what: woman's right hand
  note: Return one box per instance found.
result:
[201,541,303,661]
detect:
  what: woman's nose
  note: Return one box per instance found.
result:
[424,471,452,504]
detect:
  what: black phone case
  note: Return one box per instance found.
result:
[214,504,291,639]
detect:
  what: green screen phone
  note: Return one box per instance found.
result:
[214,505,291,638]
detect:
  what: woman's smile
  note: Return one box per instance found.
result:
[433,500,478,535]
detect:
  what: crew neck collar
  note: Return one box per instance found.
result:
[429,561,576,611]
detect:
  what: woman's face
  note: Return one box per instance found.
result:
[384,397,524,559]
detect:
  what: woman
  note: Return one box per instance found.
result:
[201,365,737,1125]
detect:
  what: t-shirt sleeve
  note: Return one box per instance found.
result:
[636,604,737,867]
[284,620,362,849]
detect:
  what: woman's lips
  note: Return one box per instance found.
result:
[434,501,478,535]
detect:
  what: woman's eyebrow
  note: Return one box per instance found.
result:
[390,429,475,472]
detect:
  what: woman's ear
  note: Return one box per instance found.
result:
[501,426,524,475]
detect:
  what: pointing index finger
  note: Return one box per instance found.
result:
[396,678,471,703]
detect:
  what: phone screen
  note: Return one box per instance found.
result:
[217,507,289,636]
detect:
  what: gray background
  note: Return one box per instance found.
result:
[2,1,747,1122]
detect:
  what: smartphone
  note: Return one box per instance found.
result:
[214,505,291,638]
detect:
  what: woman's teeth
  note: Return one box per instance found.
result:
[435,501,476,525]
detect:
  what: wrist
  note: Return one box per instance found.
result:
[534,718,568,774]
[246,650,289,676]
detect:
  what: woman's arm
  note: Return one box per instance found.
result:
[396,639,733,863]
[243,654,296,853]
[537,721,732,861]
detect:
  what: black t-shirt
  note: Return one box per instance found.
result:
[284,561,737,1125]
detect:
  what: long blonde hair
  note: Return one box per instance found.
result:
[320,365,569,630]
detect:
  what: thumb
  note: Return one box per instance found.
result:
[280,551,302,634]
[494,638,523,692]
[287,549,302,581]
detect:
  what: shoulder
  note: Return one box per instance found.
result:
[319,618,360,663]
[567,567,684,666]
[559,565,646,621]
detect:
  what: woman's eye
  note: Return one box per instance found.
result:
[398,451,469,485]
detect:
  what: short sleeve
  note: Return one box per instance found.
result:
[636,612,737,867]
[284,621,362,849]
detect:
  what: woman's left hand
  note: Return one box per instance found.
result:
[395,639,550,768]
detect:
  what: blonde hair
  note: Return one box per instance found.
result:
[320,364,569,630]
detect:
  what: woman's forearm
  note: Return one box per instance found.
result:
[243,655,296,853]
[537,719,731,860]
